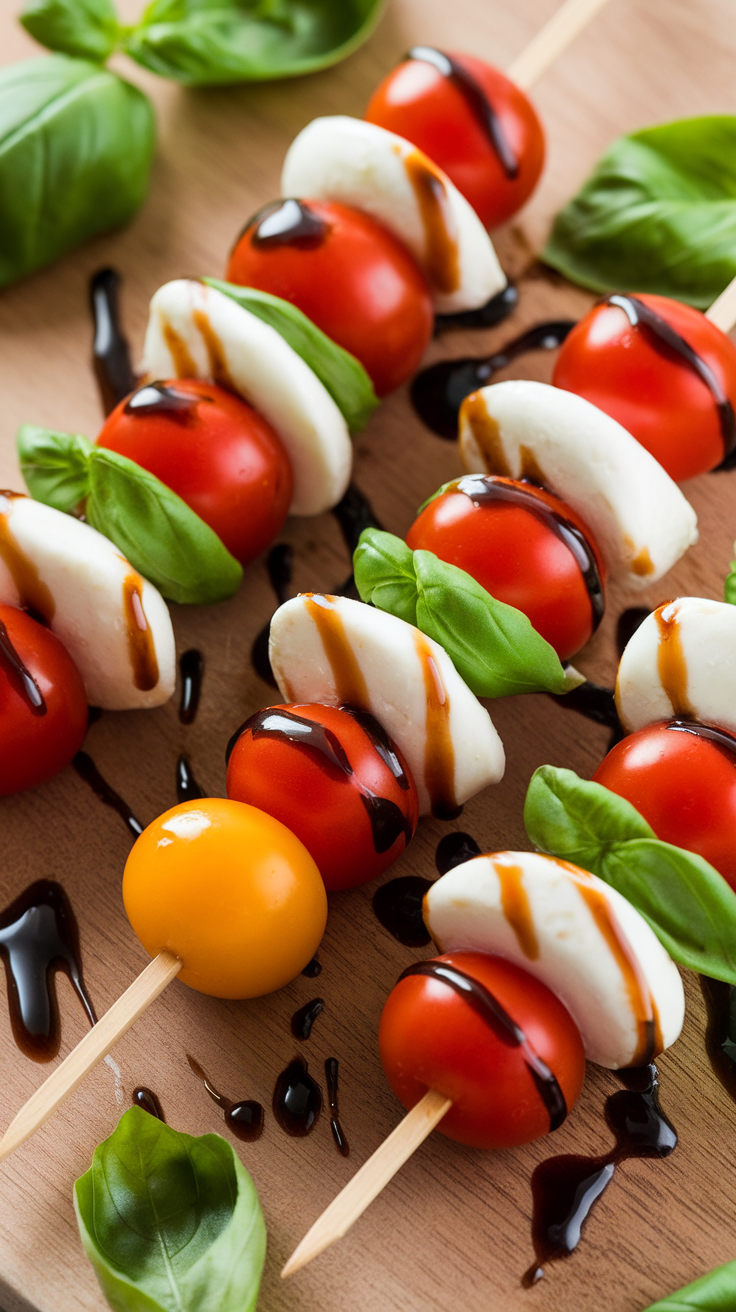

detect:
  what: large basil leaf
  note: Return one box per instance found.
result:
[0,55,154,290]
[354,529,577,697]
[525,765,736,984]
[74,1107,266,1312]
[725,558,736,606]
[124,0,386,86]
[205,278,378,433]
[641,1260,736,1311]
[21,0,121,61]
[17,424,93,513]
[543,116,736,309]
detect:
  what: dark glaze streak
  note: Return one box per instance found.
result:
[133,1087,165,1120]
[178,648,204,724]
[251,543,294,687]
[250,199,329,250]
[0,619,46,714]
[176,754,205,804]
[412,320,576,438]
[125,382,202,418]
[372,876,434,947]
[0,881,96,1062]
[524,1064,676,1284]
[325,1057,350,1156]
[400,960,567,1132]
[616,606,650,657]
[435,831,482,874]
[666,719,736,760]
[273,1058,322,1137]
[302,957,322,978]
[291,997,324,1040]
[434,283,518,334]
[72,751,144,838]
[407,47,518,177]
[90,268,136,415]
[607,294,736,460]
[187,1054,264,1142]
[701,975,736,1103]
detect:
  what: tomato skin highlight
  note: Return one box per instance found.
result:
[553,294,736,482]
[379,951,585,1149]
[365,53,545,229]
[96,378,293,565]
[0,605,88,795]
[593,720,736,890]
[226,199,434,396]
[226,703,419,891]
[405,478,606,660]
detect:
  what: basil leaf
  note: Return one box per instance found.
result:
[725,559,736,605]
[21,0,121,61]
[0,55,154,290]
[17,423,93,513]
[543,116,736,308]
[74,1107,266,1312]
[125,0,386,87]
[354,529,573,697]
[205,277,378,433]
[642,1259,736,1311]
[525,765,736,984]
[86,448,242,605]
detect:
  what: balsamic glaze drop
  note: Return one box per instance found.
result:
[0,881,96,1061]
[412,320,576,437]
[90,268,136,415]
[434,283,518,334]
[250,199,329,250]
[125,382,201,417]
[407,47,518,178]
[187,1054,264,1142]
[72,751,143,838]
[133,1087,165,1120]
[291,997,324,1041]
[372,876,434,947]
[251,543,294,687]
[0,619,46,714]
[435,831,482,874]
[176,754,205,803]
[325,1057,350,1157]
[616,606,650,656]
[302,957,322,978]
[179,648,204,724]
[701,975,736,1103]
[273,1058,322,1136]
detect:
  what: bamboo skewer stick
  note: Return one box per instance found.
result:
[507,0,612,90]
[0,951,181,1165]
[705,272,736,334]
[281,1088,452,1279]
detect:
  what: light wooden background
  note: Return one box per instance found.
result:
[1,2,736,1310]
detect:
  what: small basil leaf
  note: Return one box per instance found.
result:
[86,447,242,605]
[641,1259,736,1311]
[74,1107,266,1312]
[725,559,736,605]
[0,55,154,290]
[205,277,378,432]
[17,423,93,513]
[21,0,121,61]
[125,0,386,87]
[524,763,655,869]
[543,116,736,308]
[353,528,419,626]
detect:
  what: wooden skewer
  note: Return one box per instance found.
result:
[705,272,736,334]
[281,1087,452,1278]
[507,0,612,91]
[0,951,181,1165]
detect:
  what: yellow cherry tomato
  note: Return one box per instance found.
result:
[122,798,327,998]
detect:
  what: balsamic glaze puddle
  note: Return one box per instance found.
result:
[524,1063,676,1285]
[291,997,324,1040]
[302,956,322,978]
[90,268,136,415]
[250,199,329,250]
[331,482,383,599]
[176,754,205,803]
[273,1058,322,1136]
[413,319,576,438]
[179,648,204,724]
[372,876,434,947]
[434,283,518,334]
[701,975,736,1102]
[616,606,650,656]
[0,881,96,1061]
[251,543,294,687]
[435,831,482,874]
[133,1086,165,1120]
[187,1054,264,1142]
[325,1057,350,1156]
[0,619,46,714]
[407,47,518,178]
[73,751,144,838]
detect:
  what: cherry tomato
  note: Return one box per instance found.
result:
[123,798,327,998]
[0,605,87,795]
[593,720,736,890]
[365,52,545,230]
[405,476,606,660]
[226,703,419,891]
[379,951,585,1150]
[226,199,434,396]
[553,294,736,482]
[97,379,293,565]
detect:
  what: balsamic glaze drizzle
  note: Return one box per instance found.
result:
[0,881,96,1061]
[435,831,482,875]
[187,1054,264,1142]
[0,619,46,715]
[665,719,736,760]
[407,47,519,178]
[291,997,324,1041]
[72,751,144,838]
[133,1087,165,1120]
[90,268,136,415]
[125,382,201,417]
[372,876,434,947]
[701,975,736,1103]
[412,319,576,437]
[273,1058,322,1137]
[251,544,294,687]
[434,283,518,334]
[176,754,205,804]
[302,957,323,978]
[250,199,329,250]
[178,648,204,725]
[325,1057,350,1156]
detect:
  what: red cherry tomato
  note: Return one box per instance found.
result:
[593,720,736,890]
[365,52,545,230]
[405,476,606,660]
[553,294,736,482]
[0,605,87,795]
[226,199,434,396]
[379,951,585,1150]
[226,703,419,891]
[97,379,292,565]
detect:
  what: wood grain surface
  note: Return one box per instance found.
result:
[1,2,736,1310]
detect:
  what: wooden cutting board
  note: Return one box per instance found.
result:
[1,2,736,1309]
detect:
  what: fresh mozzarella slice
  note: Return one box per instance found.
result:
[141,279,352,517]
[269,593,504,815]
[616,596,736,732]
[0,492,175,711]
[425,850,684,1069]
[281,116,506,315]
[458,380,698,586]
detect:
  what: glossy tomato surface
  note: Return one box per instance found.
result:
[227,199,433,396]
[226,703,419,891]
[365,52,545,229]
[593,720,736,890]
[379,951,585,1149]
[406,477,606,660]
[97,378,292,564]
[123,798,327,998]
[553,293,736,482]
[0,605,87,795]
